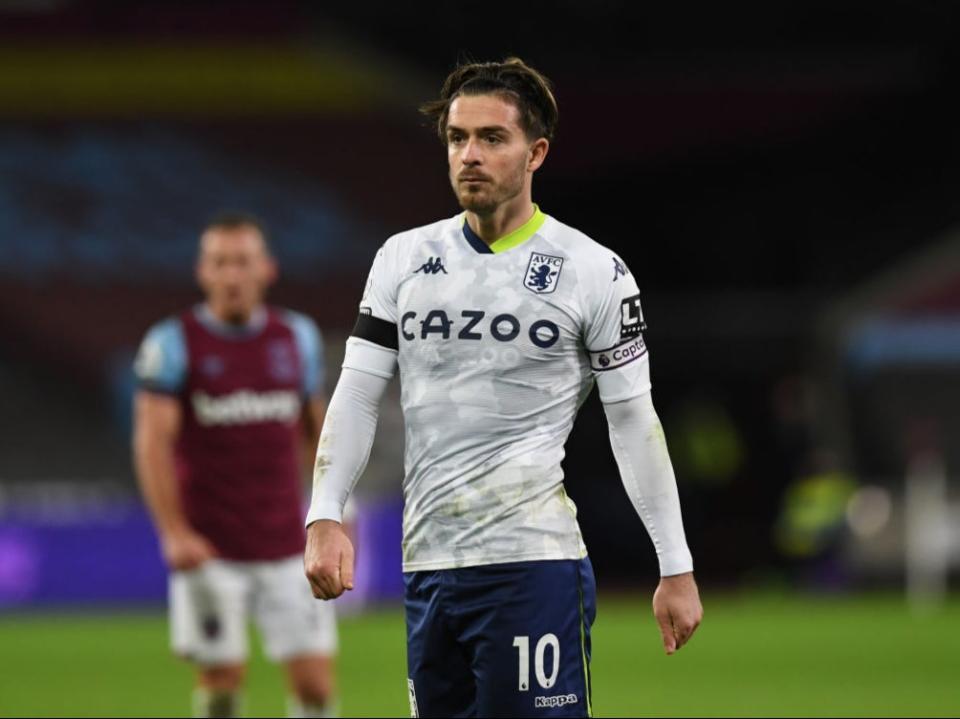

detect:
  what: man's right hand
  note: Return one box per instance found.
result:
[304,519,355,600]
[160,528,217,571]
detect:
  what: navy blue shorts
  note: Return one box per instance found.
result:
[404,557,596,718]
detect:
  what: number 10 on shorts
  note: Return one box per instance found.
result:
[512,634,560,691]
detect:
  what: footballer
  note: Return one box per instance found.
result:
[304,59,702,717]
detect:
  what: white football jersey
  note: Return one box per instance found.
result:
[361,207,651,571]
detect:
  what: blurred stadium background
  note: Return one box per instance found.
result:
[1,1,958,716]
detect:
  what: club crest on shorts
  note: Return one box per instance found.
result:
[524,252,564,294]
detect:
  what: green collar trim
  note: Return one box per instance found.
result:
[489,205,546,253]
[462,205,546,255]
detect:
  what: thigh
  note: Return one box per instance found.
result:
[169,559,251,667]
[252,555,338,662]
[404,570,476,718]
[461,558,596,718]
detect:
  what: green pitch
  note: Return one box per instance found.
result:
[0,593,957,717]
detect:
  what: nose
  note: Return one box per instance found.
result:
[461,136,482,165]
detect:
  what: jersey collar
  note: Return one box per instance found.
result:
[461,205,546,255]
[195,304,268,339]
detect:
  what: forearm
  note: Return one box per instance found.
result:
[300,398,325,480]
[603,391,693,576]
[305,338,395,525]
[133,433,190,536]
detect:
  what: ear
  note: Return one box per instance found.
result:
[194,259,206,291]
[263,255,279,287]
[527,138,549,173]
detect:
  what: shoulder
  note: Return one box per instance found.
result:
[540,215,626,284]
[141,314,186,348]
[135,314,188,387]
[274,308,323,349]
[381,215,461,256]
[275,307,319,334]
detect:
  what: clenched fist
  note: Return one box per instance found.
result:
[304,519,355,600]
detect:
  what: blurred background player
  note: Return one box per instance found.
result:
[133,213,338,718]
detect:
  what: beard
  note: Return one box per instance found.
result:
[451,160,526,216]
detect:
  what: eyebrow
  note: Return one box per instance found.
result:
[447,124,511,135]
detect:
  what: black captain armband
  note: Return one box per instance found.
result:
[351,312,399,350]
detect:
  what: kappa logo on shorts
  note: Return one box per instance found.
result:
[535,694,579,709]
[524,252,564,294]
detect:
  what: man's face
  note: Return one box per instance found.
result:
[446,94,540,215]
[196,226,276,323]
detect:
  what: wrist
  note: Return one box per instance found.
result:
[305,500,344,528]
[659,571,696,587]
[657,547,694,577]
[159,521,193,539]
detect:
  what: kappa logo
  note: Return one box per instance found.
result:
[612,256,629,281]
[524,252,564,294]
[535,694,579,709]
[415,257,448,275]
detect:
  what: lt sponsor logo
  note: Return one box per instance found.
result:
[535,693,579,709]
[524,252,564,294]
[191,389,300,426]
[619,293,646,340]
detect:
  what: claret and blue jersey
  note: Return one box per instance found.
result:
[134,304,324,561]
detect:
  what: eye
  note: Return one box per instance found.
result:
[448,133,465,145]
[485,135,502,145]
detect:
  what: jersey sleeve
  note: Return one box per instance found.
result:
[582,254,652,403]
[352,239,402,351]
[133,318,187,395]
[359,241,400,324]
[286,311,326,397]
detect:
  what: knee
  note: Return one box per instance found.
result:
[199,664,246,693]
[292,674,333,706]
[289,660,334,706]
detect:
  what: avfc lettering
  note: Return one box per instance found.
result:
[401,310,561,349]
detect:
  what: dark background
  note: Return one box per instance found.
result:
[2,0,959,591]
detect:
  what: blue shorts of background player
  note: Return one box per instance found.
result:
[404,557,597,718]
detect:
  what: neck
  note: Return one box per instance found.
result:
[466,194,536,246]
[205,301,259,327]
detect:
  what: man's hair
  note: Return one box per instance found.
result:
[420,57,558,144]
[200,211,271,252]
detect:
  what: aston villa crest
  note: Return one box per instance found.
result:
[524,252,564,294]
